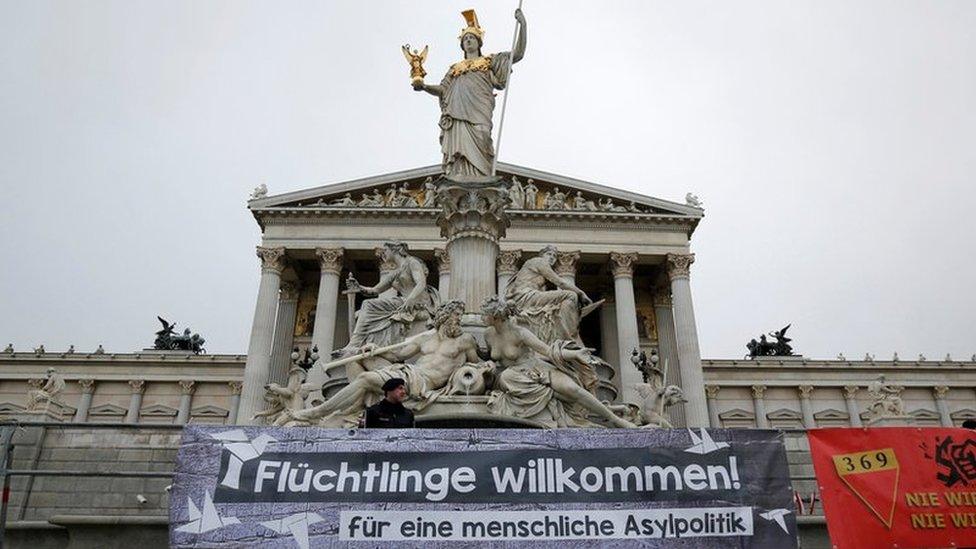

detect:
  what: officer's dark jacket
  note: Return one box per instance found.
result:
[364,399,415,428]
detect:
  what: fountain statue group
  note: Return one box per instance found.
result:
[254,9,683,429]
[257,242,681,429]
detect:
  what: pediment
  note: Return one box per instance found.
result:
[718,408,755,420]
[950,408,976,420]
[813,408,849,420]
[909,409,940,421]
[249,163,703,220]
[140,403,178,417]
[191,405,229,418]
[766,408,802,420]
[0,403,24,413]
[89,403,126,417]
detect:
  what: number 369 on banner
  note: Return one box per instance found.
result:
[831,448,900,528]
[832,448,898,475]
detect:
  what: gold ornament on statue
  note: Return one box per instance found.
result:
[401,44,429,85]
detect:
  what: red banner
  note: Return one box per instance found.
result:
[809,427,976,549]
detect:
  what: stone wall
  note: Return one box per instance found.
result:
[704,357,976,429]
[4,424,179,549]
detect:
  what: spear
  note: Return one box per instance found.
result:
[491,0,525,177]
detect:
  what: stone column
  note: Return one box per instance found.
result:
[752,385,769,428]
[125,380,145,424]
[227,381,243,425]
[705,385,721,427]
[73,379,96,423]
[554,251,580,284]
[374,247,397,299]
[844,385,863,427]
[798,385,816,429]
[308,247,344,390]
[653,290,684,426]
[176,380,195,425]
[435,249,451,300]
[934,386,952,427]
[610,252,643,403]
[269,281,301,386]
[667,253,708,427]
[239,246,286,425]
[496,250,522,297]
[436,181,510,312]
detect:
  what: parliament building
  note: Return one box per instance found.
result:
[2,163,975,548]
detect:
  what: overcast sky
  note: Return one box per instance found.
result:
[1,1,974,360]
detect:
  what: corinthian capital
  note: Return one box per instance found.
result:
[843,385,859,399]
[128,379,146,394]
[705,385,721,399]
[78,378,96,394]
[933,385,950,400]
[178,380,196,395]
[666,253,695,280]
[497,250,522,275]
[798,385,815,399]
[609,251,638,278]
[434,249,451,274]
[256,246,287,274]
[751,385,766,399]
[315,247,344,275]
[228,381,244,395]
[554,251,581,277]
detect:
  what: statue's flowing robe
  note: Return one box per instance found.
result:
[345,257,440,351]
[487,341,598,428]
[504,257,582,344]
[439,52,512,179]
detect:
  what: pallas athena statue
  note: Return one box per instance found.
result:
[412,9,527,181]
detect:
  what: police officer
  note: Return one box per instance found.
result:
[364,378,415,428]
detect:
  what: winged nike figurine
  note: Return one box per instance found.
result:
[401,44,429,83]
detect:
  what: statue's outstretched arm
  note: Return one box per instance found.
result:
[266,385,292,397]
[367,270,396,295]
[414,83,444,97]
[517,324,552,357]
[512,9,527,63]
[386,329,435,361]
[538,261,589,300]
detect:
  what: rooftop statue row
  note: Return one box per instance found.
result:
[3,344,106,355]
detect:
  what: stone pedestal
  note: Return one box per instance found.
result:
[435,178,510,313]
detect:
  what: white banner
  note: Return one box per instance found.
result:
[339,507,754,542]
